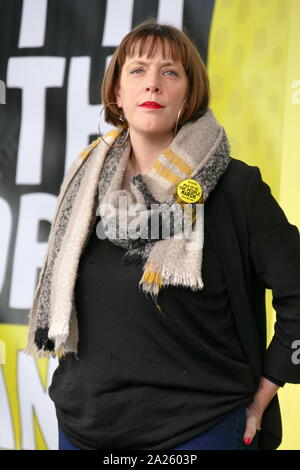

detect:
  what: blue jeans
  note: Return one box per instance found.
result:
[58,424,80,450]
[170,404,259,450]
[58,404,259,450]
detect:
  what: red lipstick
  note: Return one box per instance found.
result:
[139,101,165,109]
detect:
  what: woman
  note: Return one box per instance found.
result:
[24,20,300,451]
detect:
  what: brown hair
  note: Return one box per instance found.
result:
[101,18,210,131]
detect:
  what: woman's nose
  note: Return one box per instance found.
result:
[144,83,161,93]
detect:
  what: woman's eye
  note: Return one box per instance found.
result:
[131,69,143,74]
[130,69,177,76]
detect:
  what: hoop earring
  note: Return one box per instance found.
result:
[174,99,187,135]
[98,102,130,148]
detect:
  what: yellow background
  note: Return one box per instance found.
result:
[208,0,300,450]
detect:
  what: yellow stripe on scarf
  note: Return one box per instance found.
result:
[56,348,62,358]
[152,148,193,185]
[152,159,182,185]
[142,261,163,287]
[80,129,123,161]
[162,148,193,176]
[80,136,102,160]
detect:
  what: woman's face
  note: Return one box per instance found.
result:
[114,38,189,138]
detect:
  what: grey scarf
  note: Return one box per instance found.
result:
[24,108,231,360]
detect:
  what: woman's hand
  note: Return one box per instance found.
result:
[243,401,263,445]
[243,376,280,445]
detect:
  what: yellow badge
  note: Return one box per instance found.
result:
[175,179,203,204]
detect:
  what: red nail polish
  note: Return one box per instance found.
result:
[244,437,252,445]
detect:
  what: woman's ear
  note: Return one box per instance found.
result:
[114,83,122,108]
